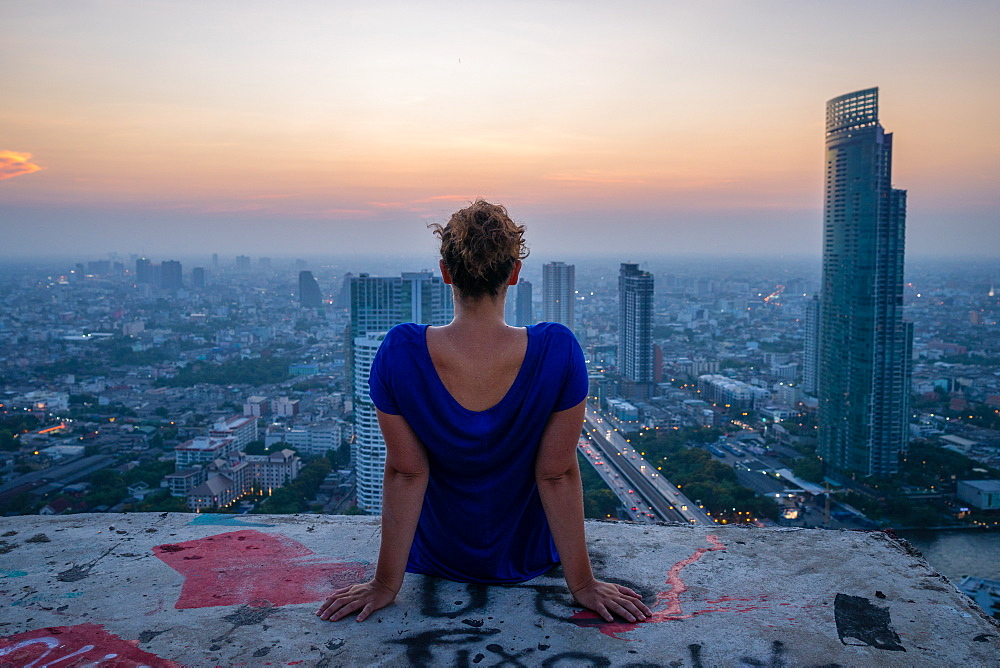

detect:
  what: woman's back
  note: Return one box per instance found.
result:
[368,321,587,583]
[426,324,527,412]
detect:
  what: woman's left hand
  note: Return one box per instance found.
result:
[571,579,652,623]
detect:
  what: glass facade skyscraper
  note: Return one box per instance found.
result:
[298,270,322,308]
[542,262,574,330]
[818,88,913,477]
[618,263,654,385]
[515,279,533,327]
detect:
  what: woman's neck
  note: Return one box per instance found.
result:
[447,290,512,334]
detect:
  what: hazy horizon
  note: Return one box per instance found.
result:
[3,1,998,259]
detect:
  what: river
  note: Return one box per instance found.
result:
[897,529,1000,582]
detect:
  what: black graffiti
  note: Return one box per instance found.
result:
[391,628,501,667]
[420,578,490,618]
[513,577,652,621]
[738,640,786,667]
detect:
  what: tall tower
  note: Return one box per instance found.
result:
[299,271,323,308]
[160,260,182,291]
[135,257,152,284]
[618,263,654,386]
[350,271,453,513]
[542,262,575,329]
[515,279,533,327]
[818,88,912,477]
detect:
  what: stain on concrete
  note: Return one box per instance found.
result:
[56,564,93,582]
[222,603,276,628]
[138,628,169,643]
[56,544,118,582]
[834,593,905,651]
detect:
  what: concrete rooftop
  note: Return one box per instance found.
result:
[1,514,997,667]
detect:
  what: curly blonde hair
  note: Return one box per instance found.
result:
[430,199,529,300]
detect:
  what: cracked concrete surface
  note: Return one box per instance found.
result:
[0,514,997,666]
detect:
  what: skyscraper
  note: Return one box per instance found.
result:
[618,263,654,387]
[135,257,152,284]
[160,260,182,291]
[514,279,533,327]
[818,88,912,477]
[542,262,574,329]
[191,267,206,289]
[351,271,453,513]
[299,271,323,308]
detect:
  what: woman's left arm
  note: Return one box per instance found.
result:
[535,400,651,623]
[316,410,429,622]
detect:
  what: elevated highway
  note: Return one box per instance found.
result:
[580,405,715,526]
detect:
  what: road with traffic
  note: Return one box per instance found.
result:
[579,405,715,526]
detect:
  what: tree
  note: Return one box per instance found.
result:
[244,440,267,455]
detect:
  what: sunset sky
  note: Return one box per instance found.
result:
[2,1,998,260]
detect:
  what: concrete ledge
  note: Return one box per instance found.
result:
[1,514,997,666]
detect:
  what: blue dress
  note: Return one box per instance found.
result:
[368,322,588,583]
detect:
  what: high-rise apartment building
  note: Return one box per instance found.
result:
[515,279,533,327]
[160,260,182,291]
[299,271,323,308]
[350,271,453,513]
[542,262,574,330]
[818,88,913,477]
[618,263,654,385]
[135,257,152,284]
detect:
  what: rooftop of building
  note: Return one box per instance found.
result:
[175,436,233,452]
[1,514,997,666]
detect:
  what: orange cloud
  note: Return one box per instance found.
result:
[0,151,43,181]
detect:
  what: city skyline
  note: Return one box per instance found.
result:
[2,1,999,260]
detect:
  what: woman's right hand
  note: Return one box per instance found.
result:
[571,579,651,623]
[316,578,398,622]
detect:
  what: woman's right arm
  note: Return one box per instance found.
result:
[535,400,650,623]
[316,409,429,622]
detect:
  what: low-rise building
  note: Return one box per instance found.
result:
[174,437,237,468]
[245,449,302,493]
[957,479,1000,510]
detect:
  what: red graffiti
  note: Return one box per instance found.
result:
[152,529,372,609]
[0,623,178,667]
[571,534,740,638]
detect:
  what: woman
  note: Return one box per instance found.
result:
[317,200,650,624]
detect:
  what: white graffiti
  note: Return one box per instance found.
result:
[0,636,131,668]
